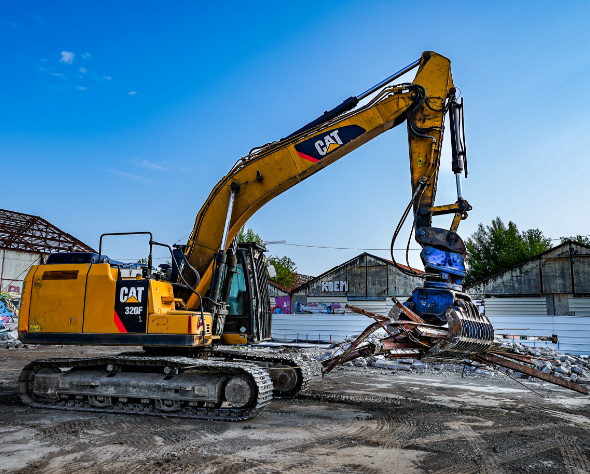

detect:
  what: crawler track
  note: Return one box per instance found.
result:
[212,347,314,398]
[18,355,273,421]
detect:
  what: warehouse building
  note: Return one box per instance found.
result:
[268,273,314,314]
[290,252,424,314]
[0,209,95,294]
[467,240,590,315]
[271,252,424,342]
[467,240,590,354]
[272,244,590,353]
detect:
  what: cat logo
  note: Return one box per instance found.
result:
[294,125,366,162]
[314,130,344,156]
[120,286,144,304]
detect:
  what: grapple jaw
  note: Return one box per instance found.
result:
[321,301,588,395]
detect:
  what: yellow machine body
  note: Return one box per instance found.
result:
[18,262,215,347]
[14,51,488,422]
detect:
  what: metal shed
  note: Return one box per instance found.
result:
[467,241,590,315]
[467,241,590,354]
[0,208,95,294]
[282,252,423,317]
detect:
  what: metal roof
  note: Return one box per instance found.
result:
[268,273,315,293]
[0,208,96,254]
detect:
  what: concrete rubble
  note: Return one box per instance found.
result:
[1,310,589,386]
[0,318,21,348]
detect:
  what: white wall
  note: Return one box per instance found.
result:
[481,297,590,355]
[271,313,386,343]
[0,249,43,293]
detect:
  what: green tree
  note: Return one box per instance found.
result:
[238,227,264,245]
[268,255,297,287]
[237,227,298,286]
[560,235,590,246]
[464,217,551,286]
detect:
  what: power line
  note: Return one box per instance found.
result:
[115,234,590,259]
[113,257,171,261]
[270,242,421,251]
[549,235,590,241]
[265,235,590,251]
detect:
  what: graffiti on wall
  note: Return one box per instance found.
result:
[295,301,345,314]
[272,296,291,314]
[321,281,349,292]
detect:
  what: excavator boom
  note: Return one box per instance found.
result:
[185,51,455,310]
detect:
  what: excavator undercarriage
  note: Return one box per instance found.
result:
[19,356,274,421]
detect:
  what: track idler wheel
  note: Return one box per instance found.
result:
[268,367,298,394]
[224,375,257,408]
[18,365,61,404]
[88,395,113,408]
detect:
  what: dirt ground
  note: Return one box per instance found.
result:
[1,345,590,473]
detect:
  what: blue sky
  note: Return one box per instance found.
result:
[2,1,589,275]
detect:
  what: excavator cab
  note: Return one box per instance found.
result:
[217,243,272,344]
[172,241,272,346]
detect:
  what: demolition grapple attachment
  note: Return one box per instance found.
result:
[424,300,494,358]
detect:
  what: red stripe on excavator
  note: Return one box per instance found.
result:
[113,311,127,333]
[296,151,319,162]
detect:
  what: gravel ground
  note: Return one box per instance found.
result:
[1,344,590,473]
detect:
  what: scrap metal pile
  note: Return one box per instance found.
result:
[322,301,588,395]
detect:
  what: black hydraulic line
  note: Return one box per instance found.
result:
[389,179,441,280]
[180,251,201,287]
[284,96,359,139]
[390,183,426,279]
[405,184,427,274]
[285,58,421,140]
[152,240,209,344]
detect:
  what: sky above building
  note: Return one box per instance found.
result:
[1,1,589,276]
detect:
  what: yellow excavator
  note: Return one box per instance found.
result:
[17,51,530,421]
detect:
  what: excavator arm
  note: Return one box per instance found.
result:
[184,51,463,311]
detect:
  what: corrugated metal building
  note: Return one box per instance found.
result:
[290,252,424,315]
[0,209,95,294]
[270,252,423,342]
[467,241,590,355]
[467,241,590,315]
[268,281,289,301]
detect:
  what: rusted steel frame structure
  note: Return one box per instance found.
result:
[323,321,384,372]
[323,304,437,372]
[478,352,588,395]
[0,209,95,254]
